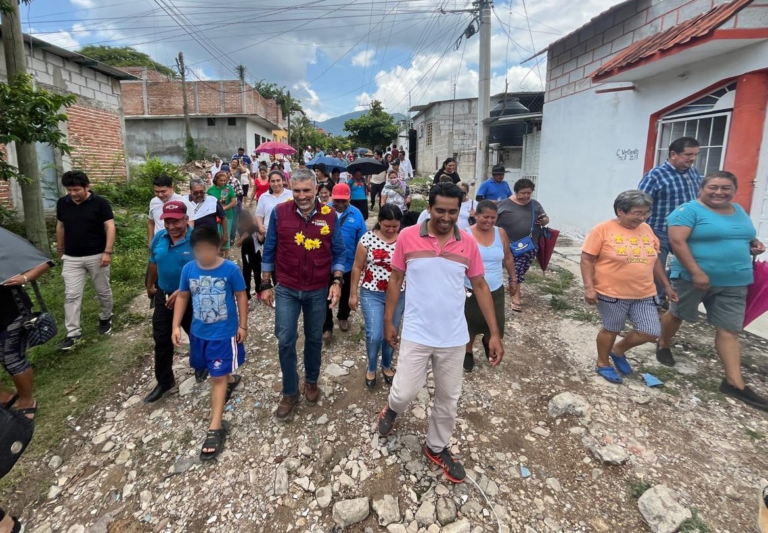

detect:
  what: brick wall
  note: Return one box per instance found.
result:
[544,0,763,102]
[67,105,126,183]
[0,40,128,209]
[121,69,283,126]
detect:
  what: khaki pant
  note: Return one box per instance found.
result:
[388,339,465,451]
[62,254,113,338]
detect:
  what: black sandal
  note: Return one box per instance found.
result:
[382,369,395,385]
[365,373,376,389]
[200,420,229,461]
[1,394,18,409]
[13,402,37,421]
[225,375,241,403]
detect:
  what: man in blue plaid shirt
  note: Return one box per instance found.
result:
[638,136,702,302]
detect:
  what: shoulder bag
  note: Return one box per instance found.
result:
[509,201,538,258]
[11,282,58,347]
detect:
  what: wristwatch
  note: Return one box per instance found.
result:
[332,276,344,286]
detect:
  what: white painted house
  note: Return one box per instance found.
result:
[534,0,768,242]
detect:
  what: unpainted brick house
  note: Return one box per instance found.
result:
[0,32,134,213]
[120,68,283,164]
[535,0,768,240]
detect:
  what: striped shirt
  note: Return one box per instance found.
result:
[638,161,702,237]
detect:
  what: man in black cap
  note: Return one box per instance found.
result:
[476,165,512,203]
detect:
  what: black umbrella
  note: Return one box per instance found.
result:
[347,157,387,176]
[0,227,53,284]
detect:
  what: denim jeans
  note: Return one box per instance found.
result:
[275,284,327,396]
[654,232,671,301]
[360,288,405,373]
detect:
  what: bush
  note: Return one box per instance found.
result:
[0,202,26,237]
[92,156,185,209]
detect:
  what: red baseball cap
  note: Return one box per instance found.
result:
[160,200,187,219]
[331,183,351,200]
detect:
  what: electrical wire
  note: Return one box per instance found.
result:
[520,0,544,90]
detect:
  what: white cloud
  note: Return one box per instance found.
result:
[351,49,375,68]
[70,0,95,7]
[32,27,80,50]
[294,83,321,107]
[355,92,372,109]
[305,109,331,122]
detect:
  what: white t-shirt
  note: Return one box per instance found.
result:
[240,172,250,186]
[416,200,473,231]
[283,160,292,173]
[255,190,293,229]
[210,163,222,175]
[148,193,185,232]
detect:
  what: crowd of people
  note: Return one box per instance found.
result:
[1,134,767,529]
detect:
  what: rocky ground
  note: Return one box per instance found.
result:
[7,244,768,533]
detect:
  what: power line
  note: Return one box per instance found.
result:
[520,0,543,90]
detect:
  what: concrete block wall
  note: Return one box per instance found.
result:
[412,100,478,178]
[0,41,128,208]
[544,0,758,103]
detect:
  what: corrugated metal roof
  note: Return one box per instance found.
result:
[591,0,753,79]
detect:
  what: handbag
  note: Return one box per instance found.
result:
[0,405,34,479]
[11,281,58,347]
[510,201,538,258]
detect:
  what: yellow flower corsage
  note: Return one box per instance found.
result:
[285,197,293,202]
[294,231,305,245]
[304,238,321,251]
[320,225,330,235]
[320,205,331,215]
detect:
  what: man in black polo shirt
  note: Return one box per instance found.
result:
[56,170,116,351]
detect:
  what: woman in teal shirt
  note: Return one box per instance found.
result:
[658,171,767,411]
[347,169,369,220]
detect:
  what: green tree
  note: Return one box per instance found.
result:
[343,101,398,149]
[253,79,303,116]
[0,73,76,181]
[235,64,247,82]
[77,45,176,78]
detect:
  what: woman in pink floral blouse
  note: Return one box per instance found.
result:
[349,204,406,389]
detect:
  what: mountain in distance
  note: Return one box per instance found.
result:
[315,110,407,137]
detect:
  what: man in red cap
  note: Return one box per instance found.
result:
[145,201,205,403]
[323,183,367,339]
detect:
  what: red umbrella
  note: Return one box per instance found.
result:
[255,141,296,155]
[744,260,768,327]
[536,227,560,272]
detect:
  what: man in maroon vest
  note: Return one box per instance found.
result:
[260,169,347,420]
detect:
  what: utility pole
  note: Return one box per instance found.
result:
[1,0,48,252]
[287,90,292,147]
[176,52,191,142]
[474,0,492,185]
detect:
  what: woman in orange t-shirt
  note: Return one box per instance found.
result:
[580,190,677,384]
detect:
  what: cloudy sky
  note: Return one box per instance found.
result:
[24,0,620,121]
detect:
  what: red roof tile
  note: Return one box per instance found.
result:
[591,0,754,80]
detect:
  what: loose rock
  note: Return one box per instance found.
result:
[415,501,436,527]
[437,497,457,526]
[333,497,370,528]
[548,392,591,418]
[441,518,471,533]
[372,494,401,526]
[637,485,692,533]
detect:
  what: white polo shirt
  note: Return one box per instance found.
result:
[255,189,293,230]
[148,193,185,232]
[391,220,484,347]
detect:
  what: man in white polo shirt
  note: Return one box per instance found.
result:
[377,182,504,483]
[147,175,184,247]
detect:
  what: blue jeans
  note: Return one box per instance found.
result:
[655,233,671,301]
[360,288,405,373]
[275,284,327,396]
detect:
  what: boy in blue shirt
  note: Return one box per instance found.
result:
[476,165,512,203]
[172,226,248,461]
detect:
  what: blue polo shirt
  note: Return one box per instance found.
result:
[149,227,194,293]
[477,178,512,202]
